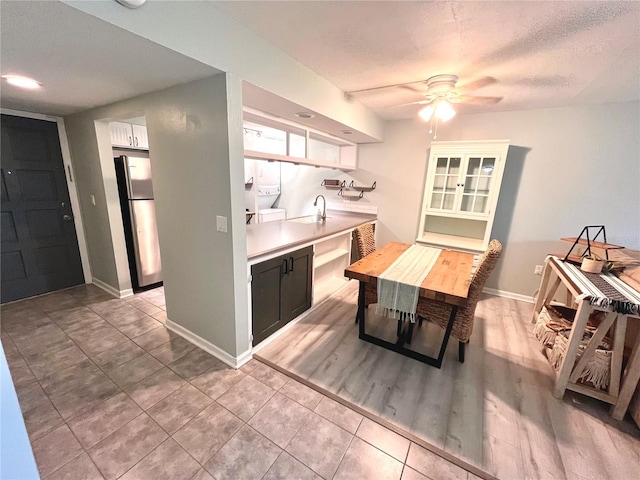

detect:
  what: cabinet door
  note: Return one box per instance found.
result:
[131,124,149,149]
[281,246,313,323]
[251,255,285,346]
[459,155,497,216]
[110,122,133,148]
[425,155,462,213]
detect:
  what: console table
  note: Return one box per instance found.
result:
[533,255,640,420]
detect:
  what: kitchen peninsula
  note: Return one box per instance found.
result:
[247,209,376,347]
[247,210,376,259]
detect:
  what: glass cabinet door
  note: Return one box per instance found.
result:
[460,156,496,215]
[428,156,461,212]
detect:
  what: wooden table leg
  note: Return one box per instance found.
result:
[611,328,640,420]
[554,299,591,399]
[357,281,366,331]
[609,315,627,398]
[532,260,553,323]
[355,281,366,325]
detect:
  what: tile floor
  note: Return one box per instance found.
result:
[2,285,480,480]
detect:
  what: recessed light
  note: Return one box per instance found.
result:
[2,75,42,90]
[294,112,315,119]
[340,130,353,135]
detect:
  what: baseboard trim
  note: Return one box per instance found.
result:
[483,287,534,303]
[92,278,133,299]
[165,319,249,369]
[254,355,498,480]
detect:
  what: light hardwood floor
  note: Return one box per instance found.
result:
[256,282,640,480]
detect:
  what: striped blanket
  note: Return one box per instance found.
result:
[376,245,441,322]
[550,256,640,316]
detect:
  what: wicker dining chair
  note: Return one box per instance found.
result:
[353,223,378,319]
[415,239,502,363]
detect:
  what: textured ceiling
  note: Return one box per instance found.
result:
[1,1,637,125]
[213,1,640,120]
[0,1,218,117]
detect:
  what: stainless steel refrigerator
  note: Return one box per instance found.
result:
[115,155,162,289]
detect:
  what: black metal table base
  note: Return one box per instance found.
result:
[356,281,457,368]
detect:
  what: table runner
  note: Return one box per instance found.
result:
[376,245,441,322]
[549,256,640,315]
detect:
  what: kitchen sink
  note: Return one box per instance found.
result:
[287,215,331,224]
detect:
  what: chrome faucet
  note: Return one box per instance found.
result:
[313,194,327,222]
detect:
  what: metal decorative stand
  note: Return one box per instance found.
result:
[561,225,623,263]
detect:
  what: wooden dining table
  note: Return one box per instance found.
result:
[344,242,475,367]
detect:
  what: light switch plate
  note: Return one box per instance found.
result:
[216,215,228,233]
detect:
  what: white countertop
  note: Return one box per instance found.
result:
[247,209,376,260]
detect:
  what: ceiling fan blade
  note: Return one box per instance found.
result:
[456,76,497,93]
[346,79,428,96]
[454,95,503,105]
[399,84,427,93]
[393,99,433,107]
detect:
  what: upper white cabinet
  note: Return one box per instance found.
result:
[243,108,357,171]
[417,140,510,253]
[110,121,149,150]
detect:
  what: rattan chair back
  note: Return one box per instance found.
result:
[354,223,376,259]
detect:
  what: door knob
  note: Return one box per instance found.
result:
[63,214,72,221]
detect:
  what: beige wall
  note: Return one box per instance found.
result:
[65,73,249,358]
[359,101,640,297]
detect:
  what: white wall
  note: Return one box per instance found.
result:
[359,101,640,297]
[65,74,249,359]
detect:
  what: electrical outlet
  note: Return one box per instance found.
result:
[534,265,543,275]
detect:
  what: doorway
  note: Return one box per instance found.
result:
[1,114,84,303]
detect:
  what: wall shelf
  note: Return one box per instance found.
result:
[338,188,364,199]
[321,179,346,189]
[348,180,376,192]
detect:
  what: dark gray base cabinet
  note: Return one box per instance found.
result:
[251,245,313,346]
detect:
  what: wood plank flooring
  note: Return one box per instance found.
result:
[256,282,640,480]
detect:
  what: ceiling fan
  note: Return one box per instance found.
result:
[399,74,502,107]
[346,74,503,137]
[346,74,502,106]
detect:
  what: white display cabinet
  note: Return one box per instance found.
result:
[417,140,510,253]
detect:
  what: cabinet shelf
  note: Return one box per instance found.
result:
[245,177,254,189]
[315,248,349,269]
[417,232,485,253]
[314,276,349,305]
